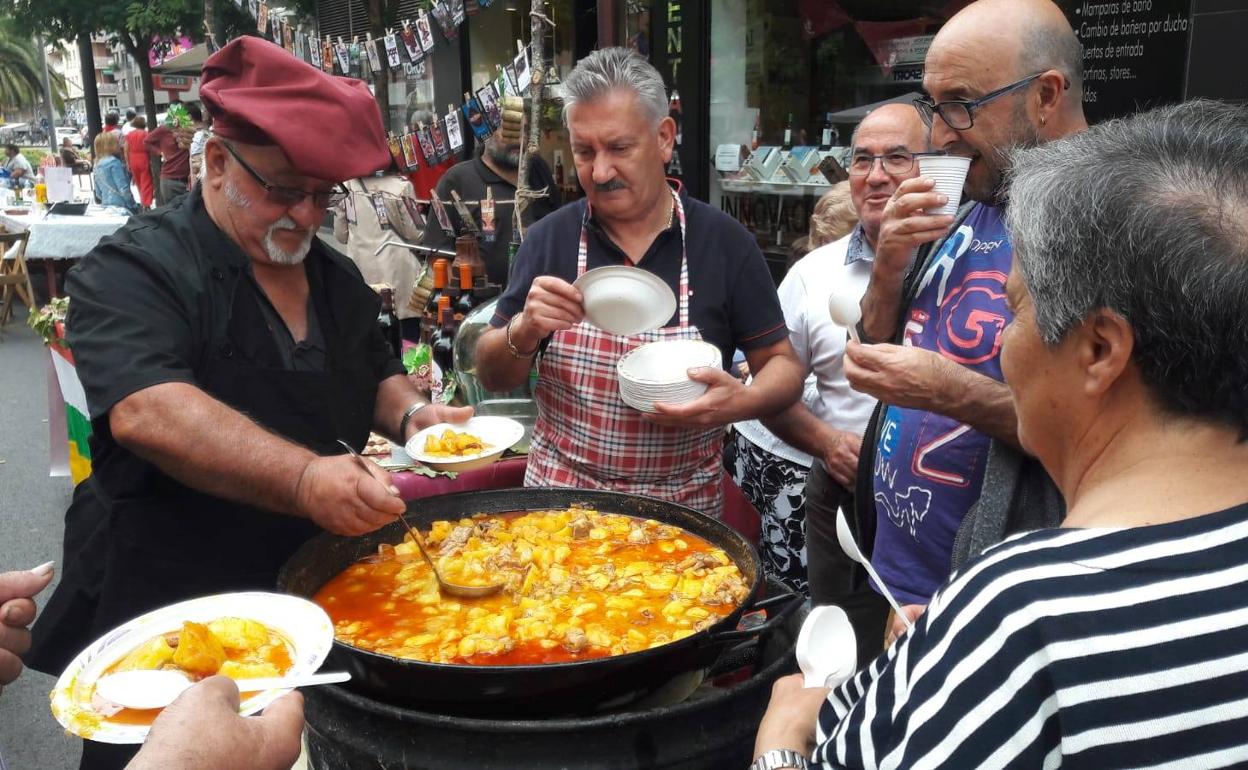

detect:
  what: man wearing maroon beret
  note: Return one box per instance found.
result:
[28,37,468,769]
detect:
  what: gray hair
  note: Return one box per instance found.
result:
[1006,99,1248,435]
[1020,18,1085,101]
[561,47,668,126]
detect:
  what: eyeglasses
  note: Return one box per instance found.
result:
[913,72,1048,131]
[220,141,348,209]
[847,151,925,177]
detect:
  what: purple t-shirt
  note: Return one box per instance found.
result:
[871,203,1013,605]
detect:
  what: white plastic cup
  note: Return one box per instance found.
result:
[917,154,971,217]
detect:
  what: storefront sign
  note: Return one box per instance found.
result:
[153,75,192,92]
[1064,0,1192,121]
[885,34,934,67]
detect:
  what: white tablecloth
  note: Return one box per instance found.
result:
[0,206,131,260]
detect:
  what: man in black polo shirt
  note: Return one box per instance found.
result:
[476,47,803,515]
[421,129,559,285]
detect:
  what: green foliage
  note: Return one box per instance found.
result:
[0,17,66,109]
[28,295,70,346]
[20,148,48,167]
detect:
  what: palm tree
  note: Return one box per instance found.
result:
[0,18,65,113]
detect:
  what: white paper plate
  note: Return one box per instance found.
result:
[574,266,677,336]
[618,339,721,385]
[51,592,335,744]
[405,416,525,471]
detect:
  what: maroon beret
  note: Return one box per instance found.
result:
[200,36,391,181]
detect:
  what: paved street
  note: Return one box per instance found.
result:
[0,306,83,769]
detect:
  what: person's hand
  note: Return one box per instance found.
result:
[646,367,748,428]
[885,604,926,647]
[843,341,956,412]
[753,673,830,760]
[295,454,405,535]
[0,562,55,698]
[511,276,584,352]
[127,677,304,770]
[404,404,474,443]
[821,430,863,489]
[872,177,957,283]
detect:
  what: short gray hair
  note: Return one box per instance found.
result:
[562,47,668,126]
[1006,99,1248,434]
[1020,17,1084,100]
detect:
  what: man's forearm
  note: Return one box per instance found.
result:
[762,402,839,460]
[109,382,316,516]
[373,373,427,442]
[475,324,535,392]
[937,368,1020,449]
[860,268,905,343]
[735,351,804,423]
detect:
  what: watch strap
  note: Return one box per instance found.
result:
[399,401,428,440]
[750,748,811,770]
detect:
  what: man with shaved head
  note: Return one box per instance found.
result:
[843,0,1084,637]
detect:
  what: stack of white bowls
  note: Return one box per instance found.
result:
[617,339,722,413]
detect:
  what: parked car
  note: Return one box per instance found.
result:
[55,126,84,148]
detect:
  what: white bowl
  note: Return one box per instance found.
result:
[51,592,334,744]
[574,266,677,335]
[405,415,525,472]
[617,340,721,412]
[617,339,721,385]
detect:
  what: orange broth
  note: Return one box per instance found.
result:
[314,509,751,666]
[93,621,293,726]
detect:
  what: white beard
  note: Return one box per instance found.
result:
[224,180,314,265]
[263,215,314,265]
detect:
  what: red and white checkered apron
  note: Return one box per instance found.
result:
[525,191,725,515]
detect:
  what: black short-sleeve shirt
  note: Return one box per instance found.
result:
[66,187,403,421]
[490,191,787,369]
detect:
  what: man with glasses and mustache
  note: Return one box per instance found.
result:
[840,0,1084,647]
[475,47,803,516]
[28,38,468,770]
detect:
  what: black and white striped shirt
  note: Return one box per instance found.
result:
[814,502,1248,769]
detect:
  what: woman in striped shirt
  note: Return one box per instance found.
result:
[752,99,1248,770]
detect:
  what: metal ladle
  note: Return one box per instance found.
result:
[337,440,504,599]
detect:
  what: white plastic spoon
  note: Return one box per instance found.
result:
[795,605,859,689]
[95,670,351,710]
[835,509,914,631]
[827,291,862,343]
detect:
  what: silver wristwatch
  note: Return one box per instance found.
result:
[750,749,811,770]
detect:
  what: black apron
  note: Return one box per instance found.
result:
[28,253,379,679]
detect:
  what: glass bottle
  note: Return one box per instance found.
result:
[452,234,487,285]
[820,113,835,151]
[750,114,760,151]
[422,258,450,344]
[431,295,457,377]
[783,112,794,151]
[377,287,402,359]
[454,262,476,322]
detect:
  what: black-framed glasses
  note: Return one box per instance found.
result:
[847,151,926,177]
[913,72,1047,131]
[220,140,348,209]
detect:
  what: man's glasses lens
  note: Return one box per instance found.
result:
[849,153,916,176]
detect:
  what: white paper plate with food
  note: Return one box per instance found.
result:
[51,592,334,744]
[405,416,525,472]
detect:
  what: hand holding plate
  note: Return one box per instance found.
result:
[127,676,304,770]
[645,367,747,428]
[513,276,584,350]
